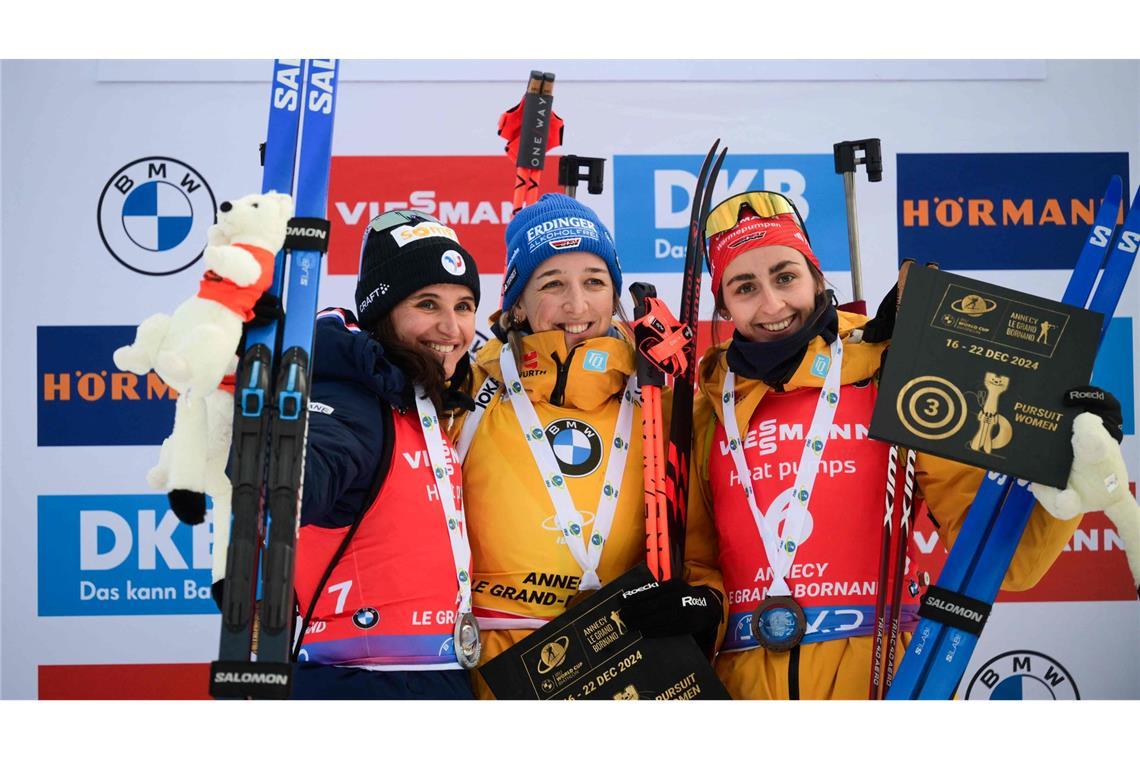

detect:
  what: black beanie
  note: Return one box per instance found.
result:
[355,217,481,328]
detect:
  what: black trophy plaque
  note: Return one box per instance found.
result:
[478,565,730,700]
[870,266,1102,488]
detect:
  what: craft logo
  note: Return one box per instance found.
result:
[97,157,217,276]
[38,326,177,446]
[327,156,561,275]
[965,650,1079,700]
[896,153,1128,270]
[545,418,603,477]
[38,495,217,616]
[612,154,846,273]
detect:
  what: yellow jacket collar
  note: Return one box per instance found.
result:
[475,329,635,411]
[697,311,886,431]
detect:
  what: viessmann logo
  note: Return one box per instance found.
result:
[38,326,178,446]
[896,152,1129,270]
[326,156,561,276]
[97,156,217,276]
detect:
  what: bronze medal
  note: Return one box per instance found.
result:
[751,595,806,652]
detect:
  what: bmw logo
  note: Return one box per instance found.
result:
[352,607,380,629]
[545,418,603,477]
[604,484,614,497]
[552,475,564,487]
[97,157,216,276]
[723,392,731,403]
[591,534,603,546]
[422,415,433,428]
[512,382,523,393]
[458,570,469,582]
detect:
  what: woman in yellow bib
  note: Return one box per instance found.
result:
[455,194,721,699]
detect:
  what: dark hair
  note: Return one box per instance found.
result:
[372,314,472,412]
[700,262,828,383]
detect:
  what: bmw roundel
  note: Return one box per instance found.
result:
[545,418,603,477]
[97,156,216,276]
[352,607,380,629]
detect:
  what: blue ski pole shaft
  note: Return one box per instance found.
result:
[887,175,1128,700]
[255,58,339,665]
[215,59,303,666]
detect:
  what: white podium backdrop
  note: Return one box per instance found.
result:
[2,59,1138,699]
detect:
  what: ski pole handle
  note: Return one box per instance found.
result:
[833,138,884,310]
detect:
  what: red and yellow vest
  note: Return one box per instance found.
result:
[294,408,465,669]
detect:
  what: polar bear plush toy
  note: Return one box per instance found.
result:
[1030,412,1140,594]
[114,191,293,527]
[114,191,293,398]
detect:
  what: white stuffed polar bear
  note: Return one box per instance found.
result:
[113,191,293,400]
[1030,412,1140,591]
[114,190,293,525]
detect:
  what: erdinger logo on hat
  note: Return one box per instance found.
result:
[440,250,466,276]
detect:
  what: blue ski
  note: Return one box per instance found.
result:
[888,176,1136,700]
[210,59,339,699]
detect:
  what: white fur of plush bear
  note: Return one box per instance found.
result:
[1030,412,1140,586]
[113,191,293,401]
[146,358,236,512]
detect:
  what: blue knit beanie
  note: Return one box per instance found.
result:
[501,193,622,311]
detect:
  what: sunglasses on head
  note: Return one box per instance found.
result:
[366,209,443,234]
[703,190,811,244]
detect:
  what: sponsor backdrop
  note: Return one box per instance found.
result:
[2,60,1138,699]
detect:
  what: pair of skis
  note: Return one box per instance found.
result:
[210,59,340,699]
[887,175,1138,699]
[631,141,725,580]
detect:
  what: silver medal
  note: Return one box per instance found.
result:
[454,611,482,669]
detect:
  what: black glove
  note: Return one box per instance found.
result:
[168,489,207,525]
[1064,385,1124,443]
[620,579,723,652]
[859,281,900,344]
[248,291,284,328]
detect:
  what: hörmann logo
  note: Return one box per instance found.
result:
[97,156,217,276]
[38,326,178,446]
[612,154,846,273]
[897,153,1129,270]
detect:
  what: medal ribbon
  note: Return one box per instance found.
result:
[413,387,474,617]
[499,343,636,591]
[720,337,844,597]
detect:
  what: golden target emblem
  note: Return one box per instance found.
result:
[896,376,969,441]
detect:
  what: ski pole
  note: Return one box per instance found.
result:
[558,154,606,198]
[833,138,883,315]
[497,71,564,216]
